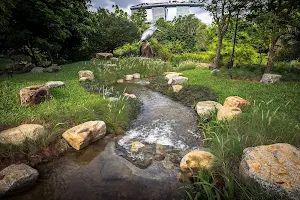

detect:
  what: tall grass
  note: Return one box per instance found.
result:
[186,101,300,200]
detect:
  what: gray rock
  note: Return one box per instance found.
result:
[260,73,282,84]
[172,76,188,85]
[44,64,61,73]
[110,57,119,61]
[0,124,48,145]
[30,67,45,73]
[0,164,39,197]
[196,101,222,119]
[45,81,65,88]
[133,73,141,79]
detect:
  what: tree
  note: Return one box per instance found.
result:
[201,0,235,68]
[250,0,300,72]
[131,8,149,35]
[2,0,91,64]
[88,6,138,53]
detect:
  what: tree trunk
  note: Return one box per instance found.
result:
[229,10,240,69]
[213,32,223,69]
[265,35,280,73]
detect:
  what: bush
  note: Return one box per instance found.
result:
[114,38,173,61]
[172,52,215,63]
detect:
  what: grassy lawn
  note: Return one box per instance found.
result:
[0,58,171,161]
[183,68,300,124]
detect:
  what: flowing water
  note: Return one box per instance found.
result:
[7,81,202,200]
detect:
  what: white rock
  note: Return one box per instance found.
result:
[125,75,134,81]
[45,81,65,88]
[165,73,182,80]
[172,77,188,85]
[133,73,141,79]
[172,85,183,93]
[260,73,282,84]
[168,79,173,85]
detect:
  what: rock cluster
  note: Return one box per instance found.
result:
[195,96,249,121]
[164,72,189,93]
[124,73,141,81]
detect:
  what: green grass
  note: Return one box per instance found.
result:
[0,58,171,161]
[180,68,300,199]
[183,68,300,123]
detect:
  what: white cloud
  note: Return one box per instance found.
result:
[195,12,213,25]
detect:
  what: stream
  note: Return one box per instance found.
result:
[7,81,202,200]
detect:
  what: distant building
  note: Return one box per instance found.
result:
[176,6,190,18]
[152,7,167,22]
[131,0,202,22]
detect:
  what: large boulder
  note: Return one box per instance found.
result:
[223,96,250,108]
[260,73,282,84]
[30,67,45,73]
[19,85,50,106]
[172,77,188,85]
[0,164,39,197]
[239,143,300,200]
[96,53,113,59]
[217,106,242,121]
[78,70,94,82]
[62,121,106,150]
[44,64,61,73]
[196,101,222,119]
[0,124,48,145]
[45,81,65,88]
[180,151,215,173]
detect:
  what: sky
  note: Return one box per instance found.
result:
[89,0,213,24]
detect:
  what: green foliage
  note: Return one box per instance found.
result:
[1,0,92,64]
[114,42,140,57]
[209,38,260,66]
[114,38,173,61]
[88,6,139,54]
[172,52,215,63]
